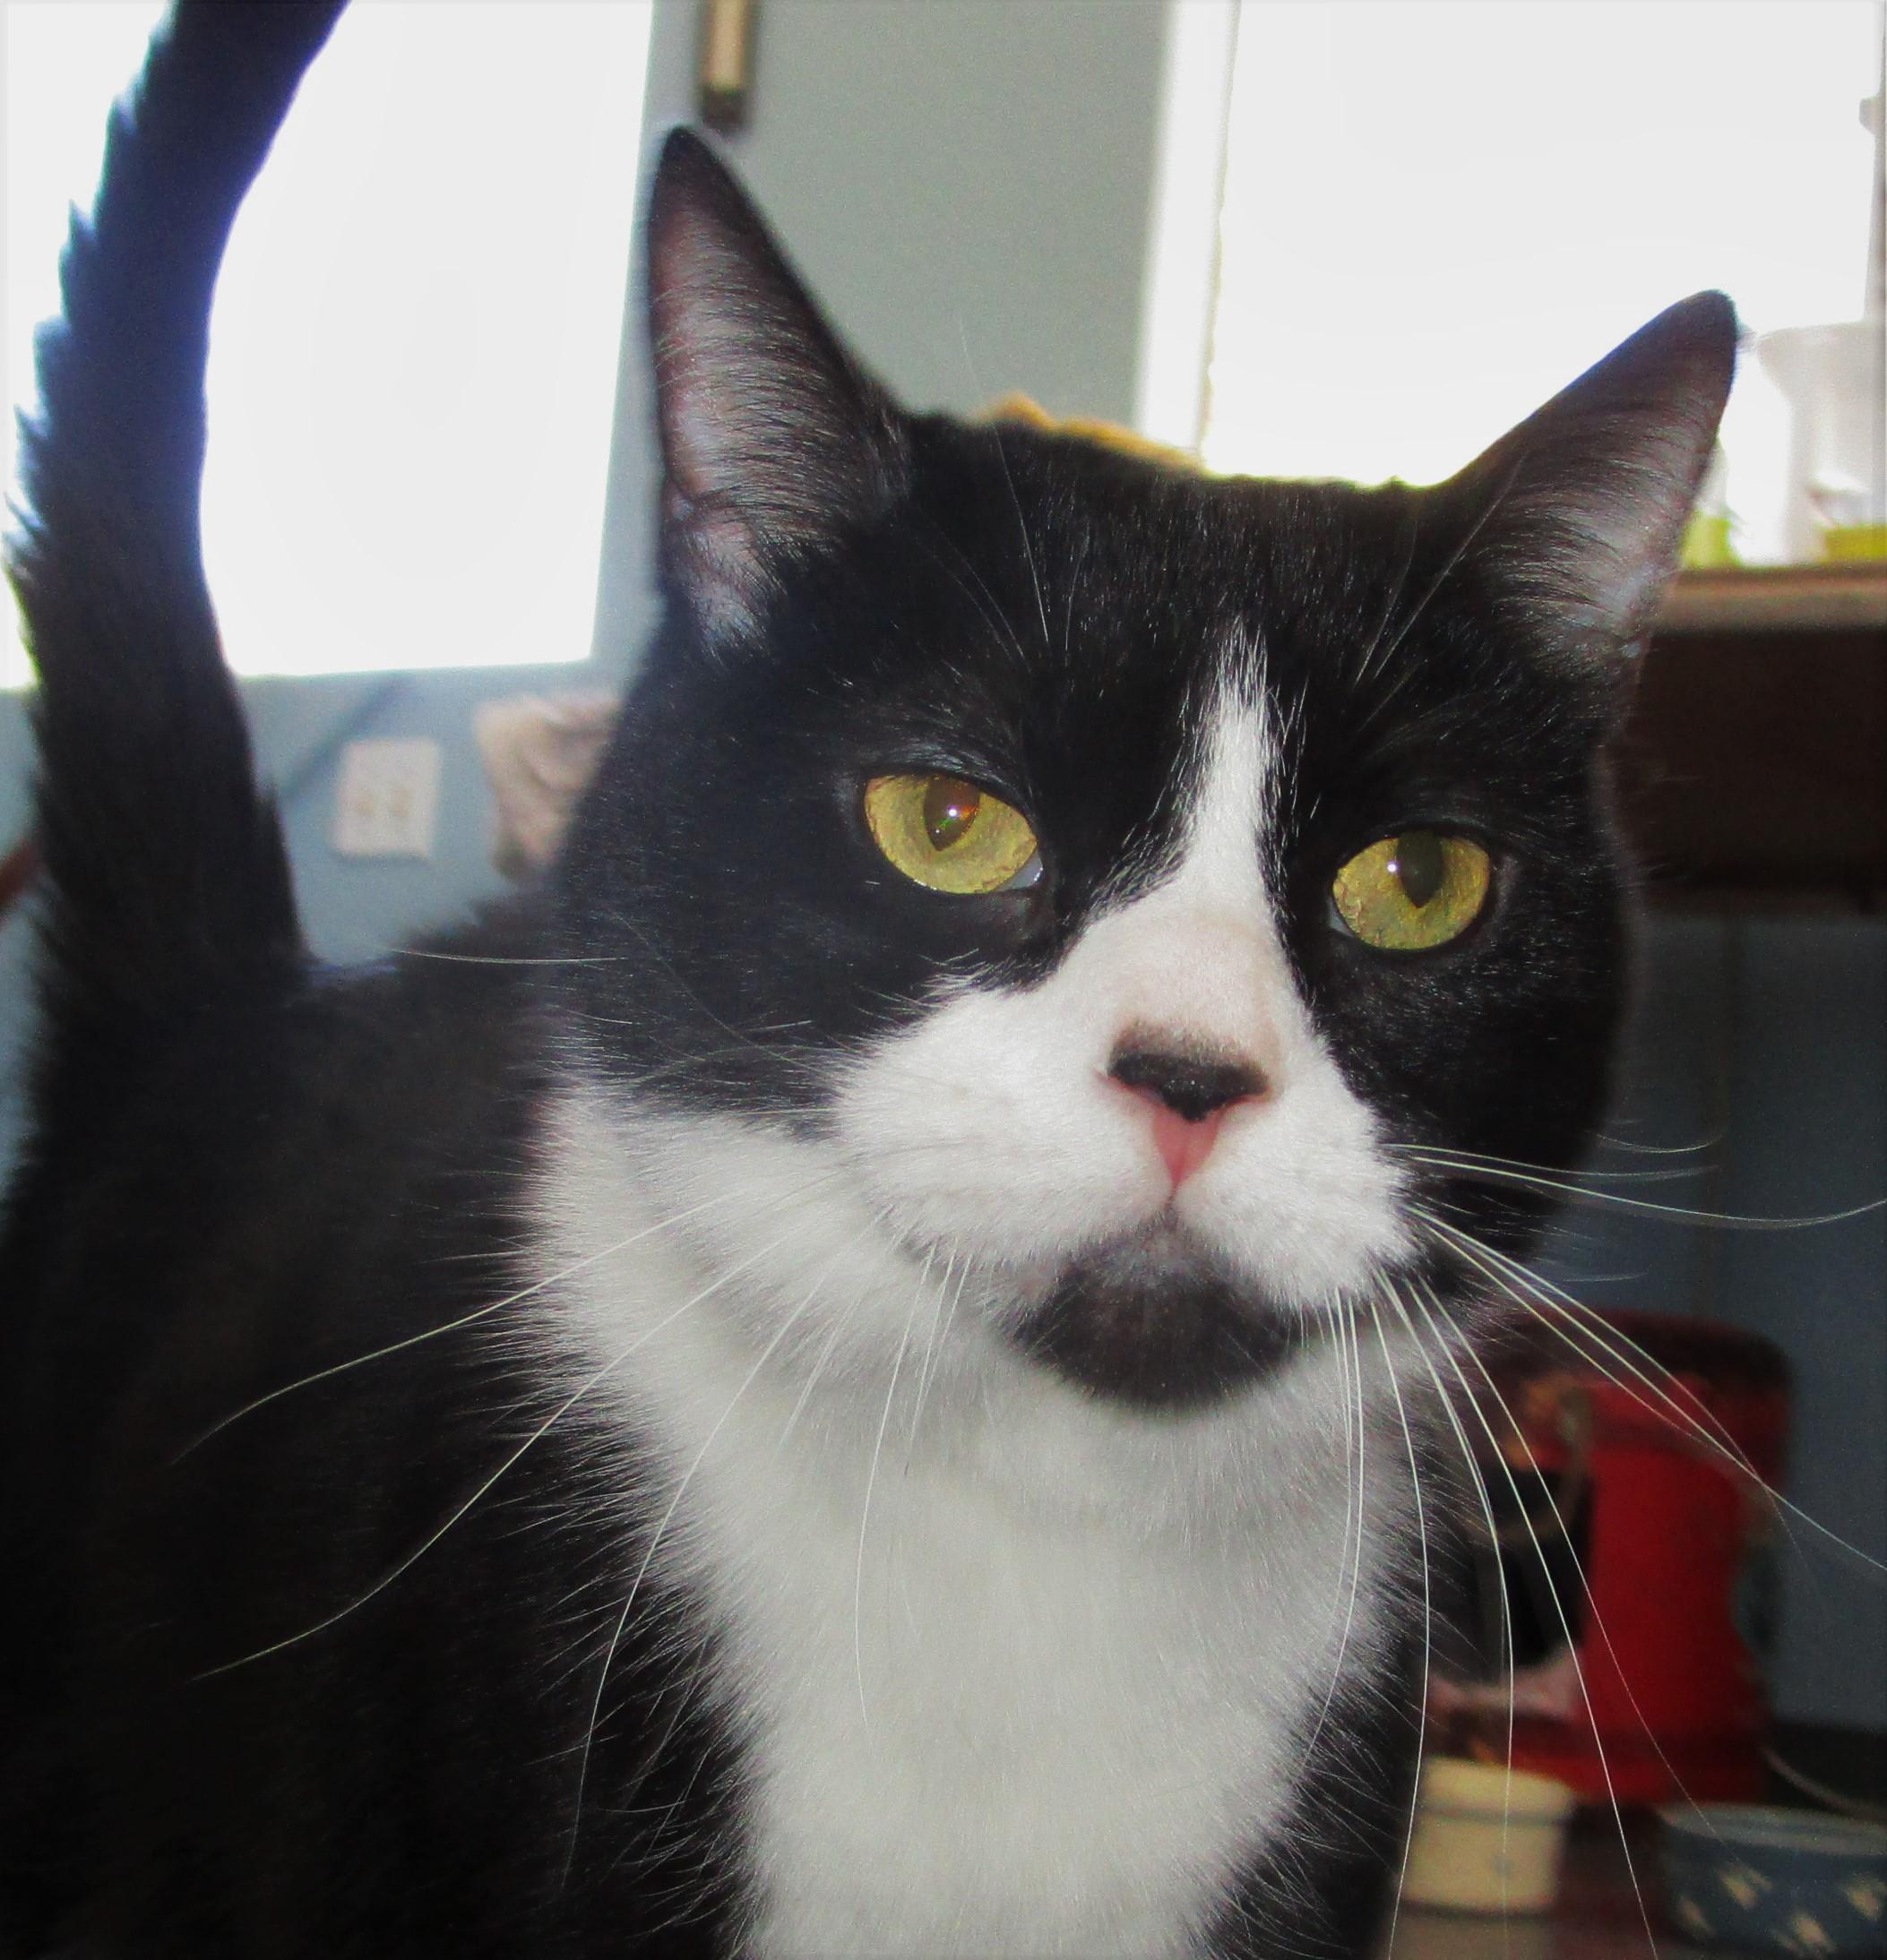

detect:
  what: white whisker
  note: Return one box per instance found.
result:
[1397,1285,1667,1956]
[854,1282,920,1738]
[194,1208,827,1680]
[1411,1278,1743,1854]
[1366,1293,1434,1959]
[1297,1299,1370,1766]
[172,1185,766,1462]
[1420,1208,1887,1581]
[396,950,627,966]
[562,1238,848,1881]
[1410,1282,1525,1931]
[1402,1149,1883,1229]
[901,1249,957,1474]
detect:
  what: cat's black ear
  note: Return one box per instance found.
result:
[645,128,908,639]
[1446,291,1737,666]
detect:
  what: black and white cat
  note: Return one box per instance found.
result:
[0,4,1736,1955]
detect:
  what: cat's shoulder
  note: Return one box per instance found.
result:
[0,892,555,1424]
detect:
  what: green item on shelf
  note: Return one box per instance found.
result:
[1824,523,1887,562]
[1683,511,1740,569]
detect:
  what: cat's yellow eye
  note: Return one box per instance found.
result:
[863,773,1039,895]
[1331,831,1492,951]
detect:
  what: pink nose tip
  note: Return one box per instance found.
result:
[1107,1041,1269,1189]
[1147,1102,1227,1188]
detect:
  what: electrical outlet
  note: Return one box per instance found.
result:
[333,737,443,858]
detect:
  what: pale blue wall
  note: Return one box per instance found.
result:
[2,0,1880,1735]
[1,0,1168,1122]
[1546,915,1887,1732]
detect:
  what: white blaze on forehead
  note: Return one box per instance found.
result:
[1073,687,1285,1067]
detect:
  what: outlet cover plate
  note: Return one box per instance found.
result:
[333,737,443,858]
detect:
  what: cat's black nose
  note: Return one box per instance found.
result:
[1107,1044,1268,1123]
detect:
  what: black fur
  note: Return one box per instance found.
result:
[1,4,1734,1954]
[11,2,324,1098]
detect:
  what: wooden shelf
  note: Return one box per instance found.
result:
[1658,563,1887,635]
[1619,567,1887,909]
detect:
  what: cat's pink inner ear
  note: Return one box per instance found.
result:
[643,130,907,638]
[1450,289,1738,666]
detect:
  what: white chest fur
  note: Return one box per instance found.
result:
[535,1089,1411,1959]
[714,1404,1388,1959]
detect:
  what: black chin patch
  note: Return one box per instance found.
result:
[1011,1231,1305,1412]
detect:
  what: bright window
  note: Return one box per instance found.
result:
[1201,2,1882,559]
[5,1,652,684]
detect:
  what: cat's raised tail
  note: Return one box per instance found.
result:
[8,0,343,1110]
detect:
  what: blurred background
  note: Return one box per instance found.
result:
[4,0,1883,1925]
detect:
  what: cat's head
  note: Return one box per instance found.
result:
[552,131,1734,1421]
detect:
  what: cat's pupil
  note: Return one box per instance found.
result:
[923,777,981,852]
[1392,830,1444,907]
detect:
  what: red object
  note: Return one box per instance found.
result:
[1493,1310,1791,1805]
[0,834,36,920]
